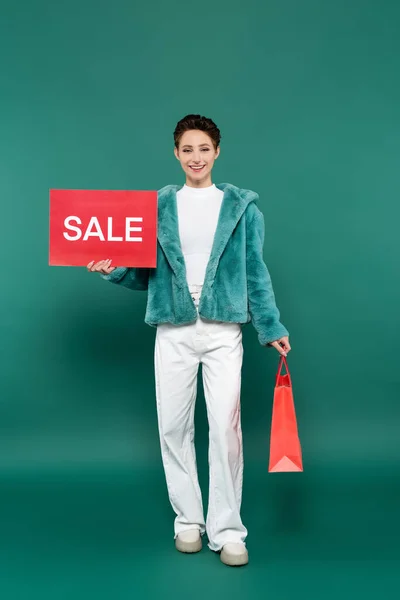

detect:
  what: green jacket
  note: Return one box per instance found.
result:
[101,182,289,346]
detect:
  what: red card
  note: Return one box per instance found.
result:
[49,189,157,267]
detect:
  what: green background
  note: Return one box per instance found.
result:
[1,0,399,597]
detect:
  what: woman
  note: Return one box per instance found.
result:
[87,114,291,567]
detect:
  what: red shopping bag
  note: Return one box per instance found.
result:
[268,356,303,472]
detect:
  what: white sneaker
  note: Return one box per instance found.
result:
[175,529,202,553]
[220,542,249,566]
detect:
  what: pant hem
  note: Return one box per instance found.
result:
[174,526,206,540]
[207,540,247,552]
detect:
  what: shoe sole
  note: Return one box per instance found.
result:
[175,537,202,553]
[220,549,249,567]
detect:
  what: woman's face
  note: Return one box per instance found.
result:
[174,129,220,187]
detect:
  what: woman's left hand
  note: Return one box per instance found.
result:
[268,336,291,357]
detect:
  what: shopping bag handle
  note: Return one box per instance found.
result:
[277,355,289,374]
[276,355,292,384]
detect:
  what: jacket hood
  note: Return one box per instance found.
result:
[155,182,259,290]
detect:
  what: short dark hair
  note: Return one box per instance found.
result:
[174,114,221,150]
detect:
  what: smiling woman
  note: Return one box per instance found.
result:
[90,113,290,567]
[173,114,221,188]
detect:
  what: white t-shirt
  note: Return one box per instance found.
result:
[176,183,224,293]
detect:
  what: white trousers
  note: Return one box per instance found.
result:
[154,287,248,551]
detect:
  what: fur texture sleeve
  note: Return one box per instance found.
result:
[245,203,289,345]
[101,267,149,291]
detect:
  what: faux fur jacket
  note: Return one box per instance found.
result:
[101,182,289,346]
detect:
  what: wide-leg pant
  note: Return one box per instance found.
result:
[154,299,248,551]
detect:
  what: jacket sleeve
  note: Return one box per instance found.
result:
[100,266,149,291]
[245,203,289,346]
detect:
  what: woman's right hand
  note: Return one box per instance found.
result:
[87,259,116,275]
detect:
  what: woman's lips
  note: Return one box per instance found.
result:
[189,165,205,172]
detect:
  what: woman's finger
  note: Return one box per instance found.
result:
[99,259,115,274]
[91,259,108,272]
[103,261,116,274]
[102,259,113,273]
[270,341,287,356]
[87,259,114,274]
[279,338,291,353]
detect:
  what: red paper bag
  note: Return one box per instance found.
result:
[268,356,303,472]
